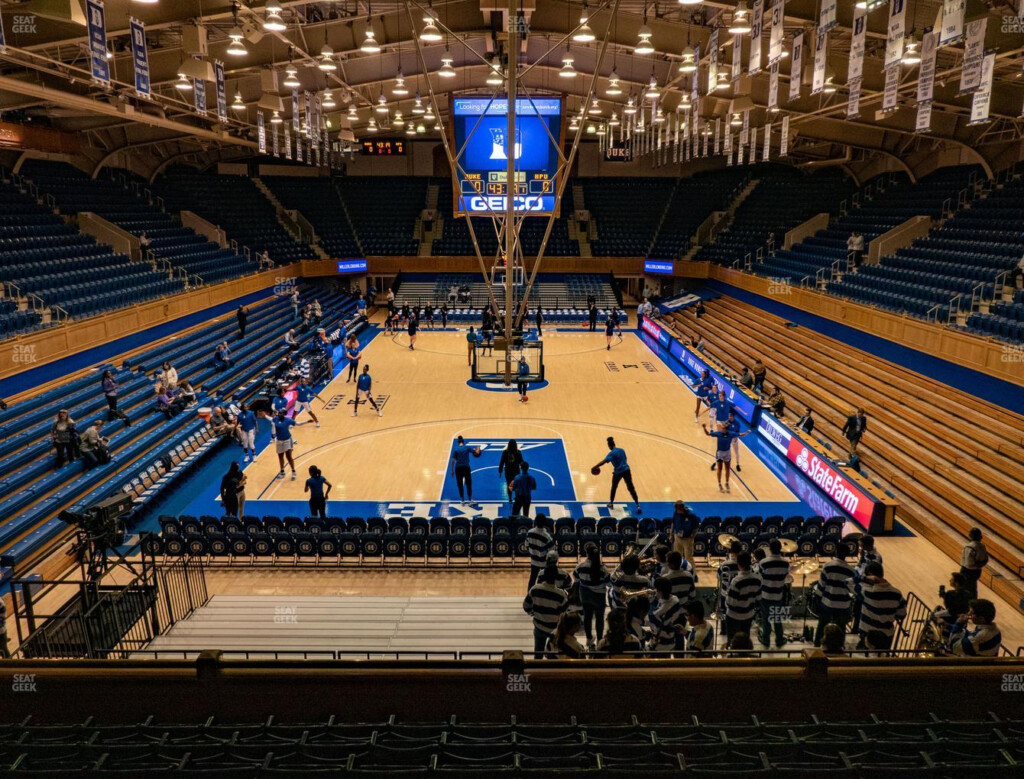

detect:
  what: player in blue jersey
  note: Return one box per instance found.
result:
[702,422,749,493]
[344,334,362,382]
[271,387,290,416]
[293,378,323,428]
[591,436,641,514]
[450,435,483,504]
[605,317,615,350]
[694,370,714,421]
[271,410,308,480]
[517,354,531,402]
[352,364,383,417]
[237,402,258,462]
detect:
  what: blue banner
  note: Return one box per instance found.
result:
[129,18,149,97]
[193,72,207,115]
[214,60,227,120]
[284,126,292,159]
[337,259,367,274]
[86,0,110,84]
[292,91,300,133]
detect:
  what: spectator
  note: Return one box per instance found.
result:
[304,465,331,519]
[692,332,707,353]
[662,550,696,603]
[949,599,1001,657]
[755,539,790,649]
[50,410,79,468]
[220,461,246,518]
[669,500,697,565]
[739,365,754,389]
[177,379,197,407]
[765,385,785,417]
[312,299,322,323]
[796,407,815,433]
[214,342,233,371]
[637,297,653,321]
[959,528,989,597]
[465,326,477,367]
[597,607,642,656]
[937,572,973,637]
[694,300,706,319]
[751,359,767,393]
[546,613,585,658]
[155,386,181,419]
[139,231,151,249]
[290,287,300,319]
[820,624,847,656]
[237,305,248,338]
[841,408,868,459]
[647,577,685,653]
[814,546,855,647]
[725,551,761,641]
[574,542,611,651]
[210,406,240,443]
[100,369,131,426]
[79,420,110,468]
[285,329,299,352]
[356,295,367,318]
[625,594,651,643]
[525,514,555,591]
[856,562,907,650]
[261,249,271,266]
[527,567,568,658]
[159,361,178,390]
[727,632,756,656]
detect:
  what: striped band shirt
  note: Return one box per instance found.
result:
[661,568,696,603]
[950,622,1001,657]
[648,596,685,651]
[818,559,856,611]
[725,571,762,622]
[685,623,715,654]
[528,582,568,635]
[717,557,740,597]
[755,555,791,604]
[574,561,612,596]
[609,570,652,609]
[526,527,555,567]
[857,580,907,638]
[854,549,883,581]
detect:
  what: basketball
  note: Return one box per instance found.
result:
[474,447,482,457]
[591,466,601,475]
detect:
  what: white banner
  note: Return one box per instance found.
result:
[714,118,721,155]
[789,32,804,102]
[741,109,750,146]
[882,65,900,112]
[819,0,837,32]
[768,62,780,111]
[849,8,867,83]
[692,44,701,100]
[738,141,745,165]
[257,112,266,154]
[284,126,292,160]
[811,27,828,95]
[749,126,757,161]
[884,0,907,71]
[763,122,771,161]
[292,91,300,133]
[769,0,786,64]
[917,31,938,105]
[272,124,279,156]
[296,132,303,162]
[916,101,932,132]
[732,34,743,83]
[780,115,789,156]
[749,0,764,74]
[959,18,987,94]
[703,122,710,157]
[939,0,966,46]
[708,28,720,92]
[970,52,995,125]
[214,60,227,121]
[724,127,732,153]
[848,80,862,119]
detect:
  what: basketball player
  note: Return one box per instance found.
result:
[517,354,530,402]
[238,402,258,462]
[407,312,418,351]
[440,304,449,329]
[510,461,537,518]
[605,316,615,350]
[694,370,714,421]
[702,422,745,492]
[293,378,323,428]
[344,335,361,382]
[352,364,383,417]
[591,437,641,514]
[450,435,482,504]
[424,302,434,329]
[271,410,307,480]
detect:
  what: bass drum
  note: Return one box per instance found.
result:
[806,581,823,618]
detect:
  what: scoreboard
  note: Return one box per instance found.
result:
[450,97,563,216]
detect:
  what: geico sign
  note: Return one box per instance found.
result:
[467,195,546,211]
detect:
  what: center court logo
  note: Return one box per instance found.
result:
[466,441,551,452]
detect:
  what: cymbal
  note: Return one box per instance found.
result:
[708,559,723,569]
[778,538,798,555]
[797,560,819,576]
[717,533,739,548]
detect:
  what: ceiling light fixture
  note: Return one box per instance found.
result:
[606,70,623,96]
[283,66,300,89]
[270,110,283,124]
[319,43,337,71]
[438,51,457,78]
[392,70,409,96]
[361,25,381,54]
[232,91,245,109]
[624,95,637,115]
[635,22,655,56]
[420,13,443,42]
[322,89,336,109]
[175,73,192,91]
[412,94,425,114]
[574,4,596,43]
[486,57,504,86]
[729,1,752,34]
[560,48,576,78]
[678,46,697,73]
[646,72,660,99]
[375,93,388,113]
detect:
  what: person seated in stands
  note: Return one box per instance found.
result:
[763,385,785,417]
[177,379,197,407]
[447,285,458,304]
[79,420,110,468]
[597,607,642,656]
[158,361,178,390]
[546,613,585,658]
[214,341,233,371]
[210,406,241,443]
[820,623,847,656]
[155,386,181,419]
[948,599,1001,657]
[312,299,322,323]
[797,407,815,433]
[934,572,973,638]
[51,409,79,468]
[752,358,767,393]
[739,365,754,389]
[274,354,294,381]
[261,249,271,266]
[694,301,706,319]
[301,305,312,328]
[285,328,299,352]
[682,601,714,655]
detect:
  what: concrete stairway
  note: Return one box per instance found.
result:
[252,177,329,258]
[143,595,534,656]
[685,178,761,259]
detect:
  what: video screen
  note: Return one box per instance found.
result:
[450,97,562,216]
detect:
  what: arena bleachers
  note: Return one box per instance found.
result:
[153,170,314,264]
[666,297,1024,608]
[0,285,358,572]
[646,169,750,261]
[259,176,362,257]
[583,177,676,257]
[0,174,184,322]
[397,273,619,312]
[335,176,426,256]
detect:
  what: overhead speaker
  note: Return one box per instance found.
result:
[178,58,215,83]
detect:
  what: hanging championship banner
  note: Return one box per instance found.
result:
[257,112,266,153]
[959,18,987,94]
[284,126,292,160]
[303,91,312,136]
[714,118,722,155]
[296,132,304,162]
[882,65,900,112]
[708,28,720,90]
[768,62,780,111]
[214,60,227,121]
[763,122,771,161]
[703,123,710,156]
[194,72,207,116]
[724,127,732,154]
[769,0,786,64]
[740,109,750,146]
[749,126,757,163]
[811,27,828,95]
[917,31,938,105]
[819,0,837,32]
[780,115,789,156]
[847,8,867,118]
[129,18,150,98]
[726,140,734,166]
[884,0,906,70]
[738,141,745,165]
[86,0,110,84]
[311,95,320,151]
[916,101,932,132]
[789,32,804,102]
[939,0,965,46]
[272,123,279,156]
[0,6,6,53]
[732,35,743,83]
[292,91,300,132]
[692,44,702,100]
[749,0,764,74]
[969,52,995,125]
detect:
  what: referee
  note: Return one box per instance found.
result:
[591,437,641,514]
